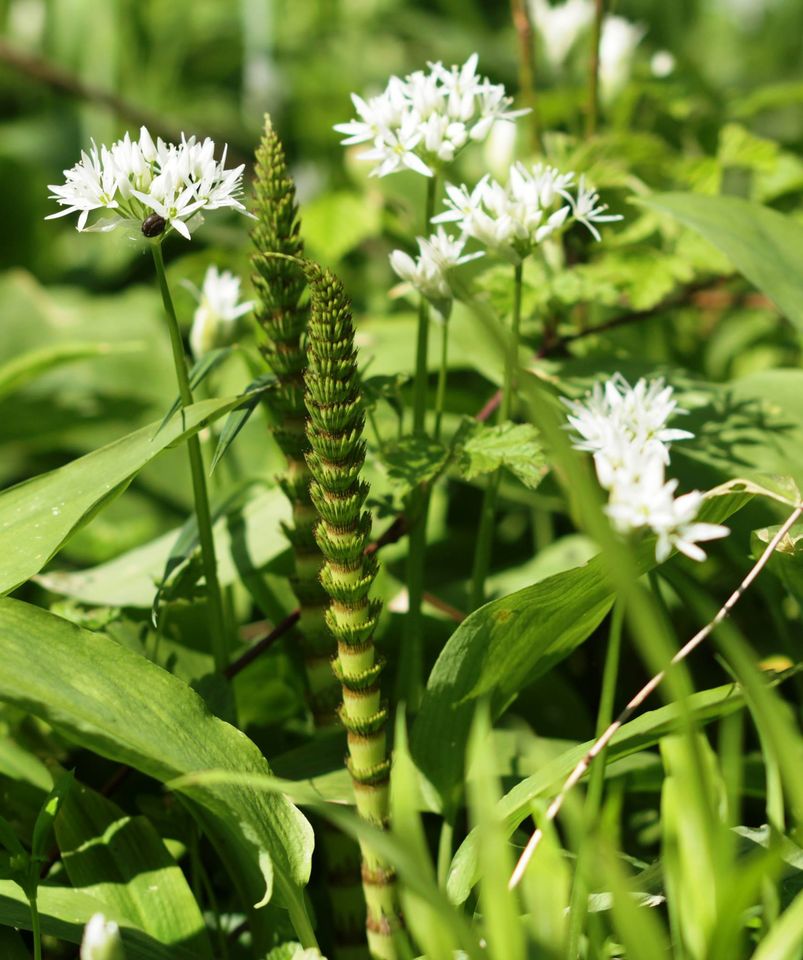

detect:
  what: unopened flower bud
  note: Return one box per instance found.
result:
[81,914,125,960]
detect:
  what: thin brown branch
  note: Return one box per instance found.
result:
[509,501,803,889]
[0,39,249,166]
[225,609,301,679]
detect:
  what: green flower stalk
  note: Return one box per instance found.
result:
[304,262,402,960]
[251,116,340,726]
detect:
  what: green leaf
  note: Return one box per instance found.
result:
[0,597,314,926]
[0,342,140,403]
[458,421,547,490]
[751,522,803,607]
[210,373,276,474]
[447,682,753,904]
[37,485,290,608]
[55,782,212,956]
[0,736,53,793]
[411,494,749,814]
[643,193,803,336]
[0,880,196,960]
[302,191,381,263]
[381,435,450,497]
[156,347,233,435]
[31,770,73,862]
[0,396,243,595]
[751,889,803,960]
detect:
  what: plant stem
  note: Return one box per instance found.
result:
[586,0,605,137]
[399,175,438,709]
[434,316,449,440]
[566,601,624,955]
[510,0,541,151]
[30,895,42,960]
[411,176,438,435]
[469,262,523,610]
[151,243,228,672]
[436,818,454,889]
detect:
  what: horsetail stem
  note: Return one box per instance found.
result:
[251,115,340,726]
[303,262,402,960]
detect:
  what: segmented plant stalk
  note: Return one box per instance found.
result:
[251,116,339,725]
[304,262,401,960]
[251,117,367,955]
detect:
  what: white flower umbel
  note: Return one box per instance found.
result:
[530,0,595,69]
[187,266,254,359]
[334,53,528,178]
[389,227,481,316]
[81,914,125,960]
[434,162,620,264]
[47,126,250,240]
[564,374,728,562]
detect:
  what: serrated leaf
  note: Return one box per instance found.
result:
[381,435,451,497]
[458,421,546,490]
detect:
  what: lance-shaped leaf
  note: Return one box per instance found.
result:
[0,396,244,595]
[0,597,315,937]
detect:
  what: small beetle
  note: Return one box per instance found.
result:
[141,213,166,238]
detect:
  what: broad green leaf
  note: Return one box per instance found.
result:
[0,342,140,402]
[55,783,212,956]
[37,485,289,608]
[210,373,276,473]
[0,737,53,792]
[751,890,803,960]
[0,598,314,928]
[412,493,747,814]
[643,193,803,336]
[0,880,196,960]
[446,682,754,904]
[0,396,243,595]
[302,190,381,263]
[458,421,546,490]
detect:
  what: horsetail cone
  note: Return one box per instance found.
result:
[303,262,401,958]
[251,115,339,725]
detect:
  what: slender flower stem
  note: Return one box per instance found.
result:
[433,317,449,440]
[151,243,228,671]
[469,262,523,610]
[586,0,605,137]
[400,174,438,709]
[566,601,624,955]
[411,176,438,435]
[30,896,42,960]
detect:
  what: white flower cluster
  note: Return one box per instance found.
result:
[47,126,249,240]
[186,266,254,359]
[389,227,481,316]
[433,164,621,264]
[564,374,729,562]
[334,53,528,178]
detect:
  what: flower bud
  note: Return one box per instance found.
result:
[81,914,125,960]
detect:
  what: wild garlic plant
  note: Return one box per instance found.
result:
[47,127,252,671]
